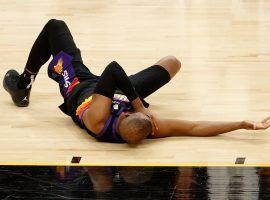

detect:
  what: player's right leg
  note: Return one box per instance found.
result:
[129,56,181,99]
[3,19,84,107]
[154,56,181,79]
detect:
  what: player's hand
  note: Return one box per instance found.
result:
[243,116,270,130]
[134,106,158,134]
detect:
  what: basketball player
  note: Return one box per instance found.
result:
[3,19,270,144]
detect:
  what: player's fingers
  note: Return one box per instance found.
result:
[253,123,265,130]
[260,122,270,129]
[152,118,158,131]
[146,114,157,135]
[262,116,270,123]
[151,116,158,132]
[256,123,269,130]
[265,123,270,129]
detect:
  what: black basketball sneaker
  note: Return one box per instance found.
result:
[3,69,31,107]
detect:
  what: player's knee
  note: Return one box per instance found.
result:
[45,19,66,31]
[46,19,58,28]
[167,55,181,72]
[158,56,181,79]
[108,61,120,68]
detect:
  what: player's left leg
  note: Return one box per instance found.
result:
[129,56,181,98]
[3,19,91,107]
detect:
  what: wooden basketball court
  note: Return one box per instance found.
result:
[0,0,270,166]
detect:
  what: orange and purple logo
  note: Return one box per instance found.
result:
[48,51,80,98]
[53,58,63,74]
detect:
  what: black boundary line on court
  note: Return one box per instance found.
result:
[71,157,82,164]
[235,157,246,165]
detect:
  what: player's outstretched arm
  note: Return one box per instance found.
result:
[150,116,270,138]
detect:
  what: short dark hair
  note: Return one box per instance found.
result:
[119,113,152,144]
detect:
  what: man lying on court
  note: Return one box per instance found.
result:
[3,19,270,144]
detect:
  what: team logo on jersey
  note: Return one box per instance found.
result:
[113,94,129,102]
[54,58,63,74]
[48,51,81,98]
[67,77,80,93]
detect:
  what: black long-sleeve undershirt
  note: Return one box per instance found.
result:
[94,61,138,102]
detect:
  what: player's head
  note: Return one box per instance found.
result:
[118,112,153,144]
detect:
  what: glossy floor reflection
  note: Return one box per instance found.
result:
[0,166,269,199]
